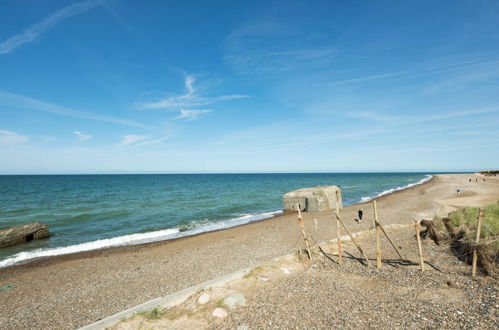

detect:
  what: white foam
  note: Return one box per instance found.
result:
[358,175,433,204]
[0,209,283,268]
[0,228,179,268]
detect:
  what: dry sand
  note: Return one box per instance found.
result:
[0,174,498,329]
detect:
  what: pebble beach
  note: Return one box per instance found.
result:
[1,174,498,329]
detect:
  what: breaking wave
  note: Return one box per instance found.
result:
[358,175,433,203]
[0,209,283,268]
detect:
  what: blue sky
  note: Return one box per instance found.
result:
[1,0,498,174]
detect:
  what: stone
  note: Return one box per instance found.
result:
[0,222,50,248]
[212,308,228,318]
[198,293,210,305]
[223,293,246,309]
[283,186,342,212]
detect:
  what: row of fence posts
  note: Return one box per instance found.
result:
[296,197,486,277]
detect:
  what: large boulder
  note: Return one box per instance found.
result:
[283,185,342,212]
[0,222,50,248]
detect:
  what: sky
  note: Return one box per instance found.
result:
[1,0,498,174]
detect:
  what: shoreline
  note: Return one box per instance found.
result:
[1,173,498,329]
[0,174,434,269]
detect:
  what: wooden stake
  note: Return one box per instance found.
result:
[314,218,318,231]
[373,200,378,229]
[414,220,425,271]
[335,213,370,266]
[374,201,381,269]
[377,222,404,260]
[335,191,343,264]
[296,204,312,260]
[472,208,484,277]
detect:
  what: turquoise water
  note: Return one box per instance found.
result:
[0,173,432,266]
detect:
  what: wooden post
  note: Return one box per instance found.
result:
[335,213,370,266]
[335,191,343,264]
[374,201,381,269]
[414,220,425,271]
[314,218,318,231]
[373,200,378,228]
[472,208,484,277]
[296,204,312,260]
[377,222,404,260]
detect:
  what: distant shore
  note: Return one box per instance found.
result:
[1,174,498,329]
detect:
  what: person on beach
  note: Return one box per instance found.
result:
[358,209,363,220]
[456,188,461,196]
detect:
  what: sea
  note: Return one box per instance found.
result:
[0,173,433,267]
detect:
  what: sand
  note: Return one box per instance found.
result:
[0,174,498,329]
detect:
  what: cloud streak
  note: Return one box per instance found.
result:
[0,0,104,55]
[73,131,92,140]
[137,75,247,110]
[0,90,148,128]
[0,130,29,145]
[174,109,212,120]
[119,135,168,147]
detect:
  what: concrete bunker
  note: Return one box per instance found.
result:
[283,185,342,212]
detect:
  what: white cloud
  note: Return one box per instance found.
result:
[0,90,147,128]
[174,109,212,120]
[119,135,149,146]
[0,0,105,55]
[137,75,247,110]
[0,130,29,145]
[135,136,169,147]
[73,130,92,140]
[118,135,169,147]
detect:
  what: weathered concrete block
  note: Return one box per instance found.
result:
[283,186,342,212]
[0,222,50,248]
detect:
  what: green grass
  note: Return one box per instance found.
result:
[448,201,499,238]
[439,200,499,252]
[140,307,164,320]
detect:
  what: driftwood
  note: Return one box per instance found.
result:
[0,222,50,248]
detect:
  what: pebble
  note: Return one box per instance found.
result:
[223,293,246,309]
[198,293,210,305]
[212,308,228,318]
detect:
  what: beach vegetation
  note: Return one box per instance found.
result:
[434,201,498,277]
[243,266,262,279]
[215,298,225,308]
[140,307,164,320]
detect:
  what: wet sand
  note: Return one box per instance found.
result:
[1,174,498,329]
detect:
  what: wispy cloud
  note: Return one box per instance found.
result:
[349,106,499,124]
[0,90,148,128]
[327,58,499,87]
[119,135,148,146]
[118,135,168,147]
[174,109,212,120]
[73,130,92,140]
[0,0,105,55]
[224,20,337,72]
[0,130,29,145]
[135,136,169,147]
[137,75,247,110]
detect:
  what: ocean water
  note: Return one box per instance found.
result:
[0,173,432,267]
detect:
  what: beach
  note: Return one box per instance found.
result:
[1,174,498,329]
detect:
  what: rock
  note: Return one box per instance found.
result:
[223,293,246,309]
[212,308,228,318]
[198,293,210,305]
[0,222,50,248]
[237,324,250,330]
